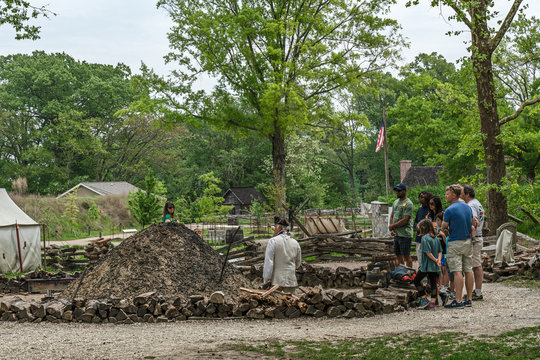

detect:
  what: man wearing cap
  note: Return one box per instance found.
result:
[263,218,302,293]
[389,183,414,267]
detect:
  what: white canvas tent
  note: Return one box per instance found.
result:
[0,188,41,273]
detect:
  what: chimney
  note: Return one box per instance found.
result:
[400,160,412,182]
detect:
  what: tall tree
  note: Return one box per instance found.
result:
[409,0,540,230]
[494,14,539,184]
[321,92,370,206]
[0,52,164,193]
[156,0,403,212]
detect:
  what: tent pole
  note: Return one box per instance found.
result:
[42,224,47,270]
[15,223,24,273]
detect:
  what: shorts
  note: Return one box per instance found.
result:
[447,238,473,273]
[472,237,483,268]
[394,236,412,256]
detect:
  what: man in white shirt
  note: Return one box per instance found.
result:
[263,218,302,294]
[461,184,485,301]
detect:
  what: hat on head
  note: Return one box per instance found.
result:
[393,183,407,191]
[276,217,290,227]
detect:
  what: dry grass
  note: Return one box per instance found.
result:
[9,192,136,239]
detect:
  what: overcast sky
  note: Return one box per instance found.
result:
[0,0,538,81]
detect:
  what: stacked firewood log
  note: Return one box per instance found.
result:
[232,233,393,266]
[245,263,367,288]
[0,270,77,294]
[43,246,87,270]
[0,284,418,324]
[85,239,112,261]
[482,246,540,282]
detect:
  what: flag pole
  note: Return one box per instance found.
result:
[383,108,390,196]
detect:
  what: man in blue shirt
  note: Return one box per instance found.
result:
[442,184,474,309]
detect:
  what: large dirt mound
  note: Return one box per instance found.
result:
[61,223,253,302]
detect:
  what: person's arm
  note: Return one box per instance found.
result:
[388,211,394,232]
[437,251,442,267]
[295,242,302,269]
[441,221,449,232]
[471,216,478,238]
[425,252,438,263]
[438,230,447,243]
[389,215,411,230]
[262,238,275,284]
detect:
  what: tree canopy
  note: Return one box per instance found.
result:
[156,0,404,212]
[0,0,54,39]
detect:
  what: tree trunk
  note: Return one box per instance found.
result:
[471,1,508,232]
[270,126,286,216]
[348,167,356,207]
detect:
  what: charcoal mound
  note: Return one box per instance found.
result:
[61,223,253,302]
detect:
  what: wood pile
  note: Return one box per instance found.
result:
[482,246,540,282]
[85,239,112,261]
[43,245,88,271]
[0,284,418,324]
[0,270,77,294]
[245,263,367,289]
[299,235,393,261]
[232,233,393,266]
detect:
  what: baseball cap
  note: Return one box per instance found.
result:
[393,183,407,191]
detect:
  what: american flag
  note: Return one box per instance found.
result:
[375,119,384,152]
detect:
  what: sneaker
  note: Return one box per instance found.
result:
[425,302,436,310]
[444,300,464,309]
[463,299,472,307]
[449,292,456,300]
[472,292,483,301]
[418,297,430,309]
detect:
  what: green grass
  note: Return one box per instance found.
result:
[506,274,540,290]
[4,272,24,279]
[60,244,85,250]
[230,326,540,359]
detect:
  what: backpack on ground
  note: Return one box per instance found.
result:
[391,265,417,282]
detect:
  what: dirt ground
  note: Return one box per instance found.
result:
[1,282,539,360]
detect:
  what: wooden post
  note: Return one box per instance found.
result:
[219,226,240,283]
[15,223,23,272]
[383,108,390,196]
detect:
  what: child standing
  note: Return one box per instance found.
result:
[414,219,442,310]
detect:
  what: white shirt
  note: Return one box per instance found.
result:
[468,198,485,237]
[262,232,302,286]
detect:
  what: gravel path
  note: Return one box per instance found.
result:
[1,282,539,360]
